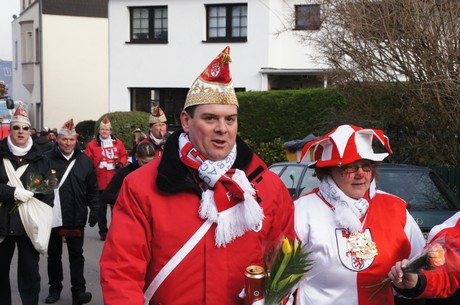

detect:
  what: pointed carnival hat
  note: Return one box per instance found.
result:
[58,118,76,136]
[183,46,238,109]
[300,124,393,168]
[10,101,30,126]
[149,106,167,125]
[99,116,112,129]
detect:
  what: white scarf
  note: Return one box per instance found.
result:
[318,176,370,234]
[7,136,33,157]
[149,133,165,146]
[100,135,113,148]
[178,133,264,247]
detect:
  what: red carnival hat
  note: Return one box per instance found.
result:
[10,101,30,126]
[183,46,238,109]
[149,106,167,124]
[300,124,393,168]
[99,116,112,129]
[58,118,76,136]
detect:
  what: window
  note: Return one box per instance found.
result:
[25,31,33,63]
[206,4,247,42]
[295,4,321,31]
[130,6,168,42]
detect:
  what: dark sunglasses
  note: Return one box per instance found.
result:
[12,125,30,131]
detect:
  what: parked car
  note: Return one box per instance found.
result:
[268,162,460,237]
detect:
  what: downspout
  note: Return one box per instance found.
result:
[38,0,44,129]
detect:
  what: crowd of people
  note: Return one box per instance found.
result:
[0,46,459,305]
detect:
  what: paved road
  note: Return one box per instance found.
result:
[11,223,106,305]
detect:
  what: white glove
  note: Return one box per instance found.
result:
[14,188,34,202]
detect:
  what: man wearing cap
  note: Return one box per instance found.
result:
[142,106,168,159]
[44,119,99,305]
[84,117,128,241]
[293,125,425,305]
[0,102,54,305]
[100,47,295,305]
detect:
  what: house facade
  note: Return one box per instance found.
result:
[11,0,109,129]
[108,0,328,127]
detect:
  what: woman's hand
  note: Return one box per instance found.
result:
[388,259,419,290]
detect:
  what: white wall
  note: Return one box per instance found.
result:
[41,14,108,129]
[11,2,40,126]
[108,0,322,112]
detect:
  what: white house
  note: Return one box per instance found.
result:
[11,0,109,129]
[11,0,327,129]
[108,0,328,127]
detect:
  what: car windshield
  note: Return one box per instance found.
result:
[376,169,455,210]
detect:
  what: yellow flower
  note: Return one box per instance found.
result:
[282,237,292,255]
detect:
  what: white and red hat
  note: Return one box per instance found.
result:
[183,46,238,109]
[58,118,76,136]
[10,101,30,126]
[149,106,167,125]
[300,124,392,168]
[99,116,112,129]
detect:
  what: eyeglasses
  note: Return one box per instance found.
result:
[11,125,30,131]
[341,163,374,174]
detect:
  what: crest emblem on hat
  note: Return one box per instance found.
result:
[335,228,376,271]
[210,63,221,78]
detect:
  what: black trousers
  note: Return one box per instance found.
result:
[0,234,40,305]
[47,227,86,297]
[97,190,112,237]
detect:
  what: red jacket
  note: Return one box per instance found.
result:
[100,133,295,305]
[419,213,460,298]
[85,136,128,190]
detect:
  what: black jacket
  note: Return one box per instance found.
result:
[34,136,55,154]
[45,147,99,228]
[0,139,54,237]
[100,163,139,206]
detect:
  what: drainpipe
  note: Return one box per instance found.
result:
[38,0,44,129]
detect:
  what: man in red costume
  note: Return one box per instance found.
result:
[84,117,127,240]
[100,47,295,305]
[142,106,168,159]
[389,212,460,302]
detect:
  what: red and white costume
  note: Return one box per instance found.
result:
[294,181,425,305]
[85,136,128,190]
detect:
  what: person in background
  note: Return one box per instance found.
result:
[48,130,57,145]
[0,102,54,305]
[100,46,295,305]
[44,118,99,305]
[30,128,38,141]
[129,128,147,166]
[142,106,168,158]
[84,117,128,241]
[293,124,426,305]
[101,141,155,208]
[388,212,460,304]
[35,130,55,154]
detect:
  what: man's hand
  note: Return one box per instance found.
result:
[388,259,419,290]
[14,188,34,202]
[88,210,98,227]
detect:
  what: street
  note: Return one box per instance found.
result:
[11,223,106,305]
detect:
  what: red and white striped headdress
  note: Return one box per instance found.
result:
[300,124,392,167]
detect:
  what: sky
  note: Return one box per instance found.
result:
[0,1,21,60]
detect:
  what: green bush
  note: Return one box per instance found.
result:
[94,111,150,151]
[237,88,346,144]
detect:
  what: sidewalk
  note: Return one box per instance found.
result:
[10,224,105,305]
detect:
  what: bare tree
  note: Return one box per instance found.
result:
[294,0,460,164]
